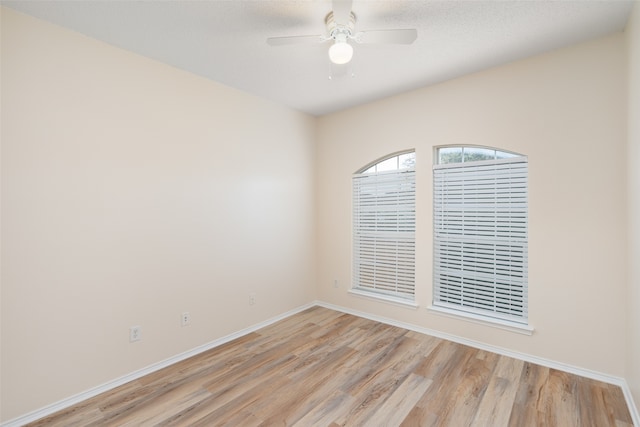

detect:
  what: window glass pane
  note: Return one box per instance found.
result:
[463,147,495,162]
[363,165,377,174]
[357,151,415,174]
[437,146,523,165]
[398,152,416,169]
[439,147,462,164]
[496,150,518,160]
[376,156,398,172]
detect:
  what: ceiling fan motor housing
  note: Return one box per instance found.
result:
[325,11,356,41]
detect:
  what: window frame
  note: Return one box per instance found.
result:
[430,145,531,333]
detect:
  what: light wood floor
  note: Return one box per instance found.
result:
[28,306,633,426]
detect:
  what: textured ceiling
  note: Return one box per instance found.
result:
[2,0,635,116]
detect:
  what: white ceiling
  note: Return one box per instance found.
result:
[3,0,635,116]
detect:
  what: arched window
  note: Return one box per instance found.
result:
[433,146,529,327]
[352,151,416,303]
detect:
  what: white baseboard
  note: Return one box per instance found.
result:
[3,300,639,427]
[315,300,640,427]
[0,302,316,427]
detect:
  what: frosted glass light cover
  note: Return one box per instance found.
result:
[328,41,353,64]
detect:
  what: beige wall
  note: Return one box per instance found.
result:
[317,34,628,377]
[0,8,316,421]
[627,2,640,411]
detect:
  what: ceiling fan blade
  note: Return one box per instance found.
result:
[267,35,325,46]
[332,0,353,25]
[356,29,418,45]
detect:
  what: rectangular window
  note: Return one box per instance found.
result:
[353,168,416,301]
[433,157,528,324]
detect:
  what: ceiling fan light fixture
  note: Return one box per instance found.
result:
[329,40,353,64]
[267,1,417,69]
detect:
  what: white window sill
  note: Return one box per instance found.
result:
[427,305,534,336]
[348,289,419,309]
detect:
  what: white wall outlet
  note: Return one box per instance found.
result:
[249,292,256,306]
[333,279,339,289]
[181,311,191,327]
[129,326,141,343]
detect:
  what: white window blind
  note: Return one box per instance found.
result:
[353,169,416,300]
[433,157,528,323]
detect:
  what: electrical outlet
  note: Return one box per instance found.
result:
[181,311,191,327]
[130,326,141,343]
[333,279,339,289]
[249,292,256,306]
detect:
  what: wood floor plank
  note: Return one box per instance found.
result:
[508,362,551,427]
[252,347,358,425]
[167,363,294,426]
[291,390,357,426]
[369,373,433,426]
[26,307,633,427]
[28,407,104,427]
[339,337,469,426]
[289,336,428,424]
[406,342,478,424]
[605,383,635,425]
[472,355,524,426]
[439,350,500,426]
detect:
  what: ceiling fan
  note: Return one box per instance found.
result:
[266,0,417,66]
